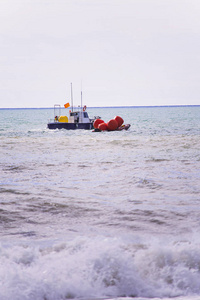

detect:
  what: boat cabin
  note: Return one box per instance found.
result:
[68,111,90,124]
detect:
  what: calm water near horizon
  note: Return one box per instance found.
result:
[0,106,200,300]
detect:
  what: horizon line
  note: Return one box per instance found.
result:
[0,104,199,110]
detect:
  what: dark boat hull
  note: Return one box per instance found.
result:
[47,122,94,130]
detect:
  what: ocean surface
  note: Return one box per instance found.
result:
[0,106,200,300]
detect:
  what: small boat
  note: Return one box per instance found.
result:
[47,105,98,130]
[47,83,131,131]
[47,84,100,130]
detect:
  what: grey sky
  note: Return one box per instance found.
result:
[0,0,200,108]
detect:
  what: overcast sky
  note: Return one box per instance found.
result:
[0,0,200,108]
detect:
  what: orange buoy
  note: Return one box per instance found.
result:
[107,119,118,131]
[98,122,108,131]
[93,119,104,129]
[114,116,124,127]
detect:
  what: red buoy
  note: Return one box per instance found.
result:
[107,119,118,131]
[93,119,104,129]
[98,122,108,131]
[114,116,124,127]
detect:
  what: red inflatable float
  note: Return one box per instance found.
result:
[98,122,108,131]
[93,118,104,129]
[107,119,118,131]
[93,115,129,132]
[114,116,124,127]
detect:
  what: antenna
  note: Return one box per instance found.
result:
[80,90,83,123]
[81,80,83,110]
[81,90,83,110]
[71,82,73,112]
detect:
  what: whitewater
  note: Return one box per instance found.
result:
[0,106,200,300]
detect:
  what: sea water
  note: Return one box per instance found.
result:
[0,106,199,300]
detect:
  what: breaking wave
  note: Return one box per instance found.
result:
[1,236,200,300]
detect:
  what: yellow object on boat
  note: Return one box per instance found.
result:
[58,116,68,123]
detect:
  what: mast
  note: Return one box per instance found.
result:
[80,90,83,123]
[81,80,83,110]
[81,90,83,110]
[71,82,73,112]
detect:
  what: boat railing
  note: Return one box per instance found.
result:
[48,118,58,123]
[90,116,101,122]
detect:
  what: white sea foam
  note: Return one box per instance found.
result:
[1,235,200,300]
